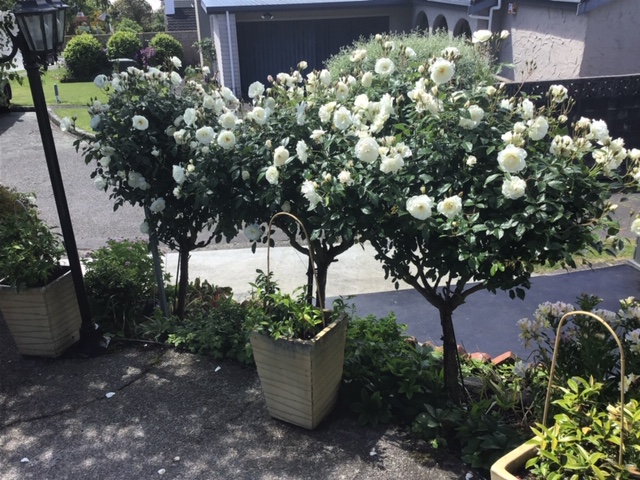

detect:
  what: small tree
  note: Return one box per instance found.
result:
[106,30,141,59]
[76,65,245,320]
[63,33,110,80]
[240,32,640,403]
[149,33,183,66]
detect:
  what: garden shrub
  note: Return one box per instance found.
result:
[116,18,143,33]
[62,33,110,81]
[83,239,158,337]
[106,30,142,60]
[149,33,183,66]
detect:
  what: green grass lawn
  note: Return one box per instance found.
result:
[9,68,107,108]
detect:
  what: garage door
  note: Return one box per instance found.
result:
[237,16,389,97]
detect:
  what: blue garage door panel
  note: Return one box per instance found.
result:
[237,16,389,96]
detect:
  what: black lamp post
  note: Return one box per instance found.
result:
[1,0,107,356]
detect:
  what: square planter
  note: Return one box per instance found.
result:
[0,268,82,357]
[490,442,537,480]
[250,313,348,430]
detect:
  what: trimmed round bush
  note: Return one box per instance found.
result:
[62,33,110,81]
[107,30,142,60]
[149,33,183,66]
[116,18,143,33]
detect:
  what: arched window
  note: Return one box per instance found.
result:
[415,11,429,33]
[453,19,472,39]
[432,15,448,34]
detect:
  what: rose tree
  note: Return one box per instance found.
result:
[76,63,245,320]
[259,33,639,403]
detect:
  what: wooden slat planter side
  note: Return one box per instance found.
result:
[0,269,82,357]
[250,313,348,430]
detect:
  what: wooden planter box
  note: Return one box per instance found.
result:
[490,443,537,480]
[250,313,348,430]
[0,268,82,357]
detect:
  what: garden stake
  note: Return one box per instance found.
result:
[542,310,626,467]
[266,212,325,323]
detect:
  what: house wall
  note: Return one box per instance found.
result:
[211,13,242,97]
[412,4,483,35]
[496,3,587,81]
[580,0,640,77]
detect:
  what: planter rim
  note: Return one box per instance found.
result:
[0,265,71,293]
[251,311,348,346]
[490,442,537,480]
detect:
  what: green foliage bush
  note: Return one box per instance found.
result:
[115,18,144,33]
[0,185,64,290]
[106,30,142,60]
[141,279,253,363]
[62,33,110,81]
[149,33,183,66]
[83,239,158,337]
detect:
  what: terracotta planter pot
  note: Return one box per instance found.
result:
[250,313,348,430]
[490,442,537,480]
[0,267,82,357]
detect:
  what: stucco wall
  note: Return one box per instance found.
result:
[497,4,587,81]
[580,0,640,77]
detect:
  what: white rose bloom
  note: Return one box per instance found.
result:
[172,165,186,184]
[250,106,268,125]
[101,145,116,156]
[219,111,237,130]
[499,99,512,110]
[333,106,353,131]
[338,170,354,185]
[174,115,184,127]
[171,56,182,68]
[590,119,609,142]
[248,81,265,99]
[174,129,187,145]
[468,105,484,123]
[318,102,336,123]
[498,144,528,173]
[513,122,527,134]
[405,46,417,58]
[202,66,210,75]
[265,165,279,185]
[549,84,568,103]
[132,115,149,131]
[94,176,107,190]
[374,57,395,77]
[183,108,197,126]
[335,81,349,101]
[502,177,527,200]
[281,201,291,212]
[437,195,462,219]
[273,146,290,167]
[187,164,195,173]
[60,117,73,132]
[361,71,373,88]
[170,71,182,85]
[173,187,182,199]
[203,96,216,109]
[150,198,166,213]
[429,58,455,85]
[90,115,101,130]
[406,195,434,220]
[466,155,477,167]
[350,49,367,63]
[629,148,640,161]
[355,136,380,163]
[631,219,640,236]
[380,155,404,174]
[100,156,111,167]
[472,30,492,44]
[550,135,575,157]
[195,126,214,144]
[521,99,534,119]
[94,74,108,88]
[459,118,478,130]
[244,224,262,242]
[310,129,325,142]
[296,140,309,163]
[217,130,236,150]
[242,170,250,181]
[319,69,332,86]
[140,221,150,234]
[500,30,510,39]
[301,180,322,209]
[220,86,237,103]
[485,85,497,96]
[528,116,549,141]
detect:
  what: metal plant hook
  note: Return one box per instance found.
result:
[542,310,626,467]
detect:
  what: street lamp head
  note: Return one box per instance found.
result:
[12,0,67,63]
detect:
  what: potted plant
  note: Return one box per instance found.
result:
[492,307,640,479]
[247,213,349,430]
[0,185,82,357]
